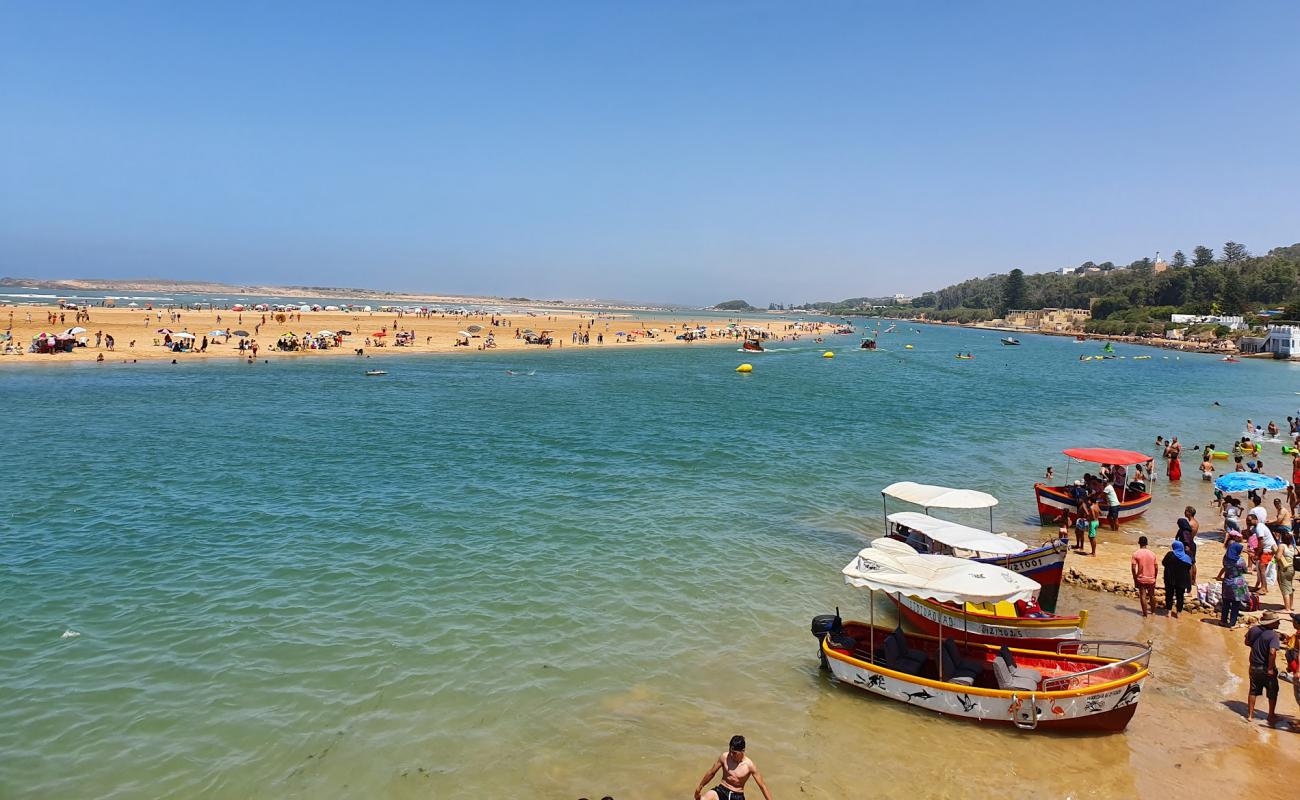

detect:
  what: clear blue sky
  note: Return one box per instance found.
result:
[2,2,1298,305]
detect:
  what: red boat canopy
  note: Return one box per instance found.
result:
[1063,448,1150,466]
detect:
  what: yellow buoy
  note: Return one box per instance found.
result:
[823,351,834,358]
[736,363,753,373]
[904,344,913,349]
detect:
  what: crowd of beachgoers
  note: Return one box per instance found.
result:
[1,302,840,365]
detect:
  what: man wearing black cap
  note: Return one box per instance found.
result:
[1245,610,1283,725]
[693,735,773,800]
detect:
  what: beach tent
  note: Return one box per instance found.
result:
[842,538,1038,605]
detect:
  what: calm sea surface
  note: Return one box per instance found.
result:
[4,324,1300,798]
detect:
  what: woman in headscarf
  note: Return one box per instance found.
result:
[1277,530,1296,612]
[1162,540,1194,617]
[1217,538,1249,628]
[1175,516,1198,584]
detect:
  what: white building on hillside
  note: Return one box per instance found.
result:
[1170,314,1246,331]
[1240,325,1300,358]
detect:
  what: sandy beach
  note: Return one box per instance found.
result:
[0,304,832,365]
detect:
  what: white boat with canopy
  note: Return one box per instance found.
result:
[887,511,1025,557]
[810,539,1150,732]
[879,483,1069,611]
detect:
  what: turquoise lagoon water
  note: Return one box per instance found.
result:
[3,326,1300,799]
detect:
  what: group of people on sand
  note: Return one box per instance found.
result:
[1059,463,1147,557]
[1149,417,1300,727]
[1127,506,1204,618]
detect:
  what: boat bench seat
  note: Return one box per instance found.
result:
[883,628,927,675]
[993,645,1042,691]
[940,638,983,686]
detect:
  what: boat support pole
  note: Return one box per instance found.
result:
[869,589,875,664]
[935,594,943,681]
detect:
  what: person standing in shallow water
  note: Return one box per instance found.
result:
[1166,437,1182,481]
[694,735,773,800]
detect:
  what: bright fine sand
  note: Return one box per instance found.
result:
[0,306,825,365]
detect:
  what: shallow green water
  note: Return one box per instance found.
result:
[2,326,1297,798]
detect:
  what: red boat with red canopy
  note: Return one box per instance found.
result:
[1034,448,1152,525]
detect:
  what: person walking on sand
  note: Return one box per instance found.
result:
[1251,510,1277,595]
[1245,611,1283,726]
[1219,538,1249,628]
[1162,540,1193,617]
[1084,495,1100,557]
[694,735,773,800]
[1131,536,1158,616]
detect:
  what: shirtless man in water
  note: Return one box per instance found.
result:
[694,735,773,800]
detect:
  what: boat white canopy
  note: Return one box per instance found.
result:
[842,539,1039,605]
[881,482,998,509]
[887,512,1027,556]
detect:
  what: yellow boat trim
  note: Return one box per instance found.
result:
[913,597,1088,630]
[823,633,1147,700]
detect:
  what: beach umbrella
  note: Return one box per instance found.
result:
[127,302,139,307]
[338,330,352,335]
[522,329,535,335]
[232,330,250,337]
[63,327,87,336]
[372,331,387,337]
[157,328,173,334]
[174,331,196,339]
[467,324,483,333]
[315,330,334,337]
[1214,473,1288,494]
[457,331,472,337]
[209,329,227,337]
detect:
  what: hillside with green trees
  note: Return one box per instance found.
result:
[809,241,1300,334]
[713,299,757,311]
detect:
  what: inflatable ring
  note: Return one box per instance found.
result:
[1284,446,1298,455]
[1212,451,1229,460]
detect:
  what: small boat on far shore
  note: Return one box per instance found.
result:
[1000,337,1021,346]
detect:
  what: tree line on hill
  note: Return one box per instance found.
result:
[808,241,1300,334]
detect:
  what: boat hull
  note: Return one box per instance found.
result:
[890,595,1084,651]
[1035,484,1151,526]
[817,624,1147,733]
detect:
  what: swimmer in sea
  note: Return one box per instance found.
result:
[694,735,772,800]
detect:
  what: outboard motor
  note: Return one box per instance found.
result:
[810,608,843,671]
